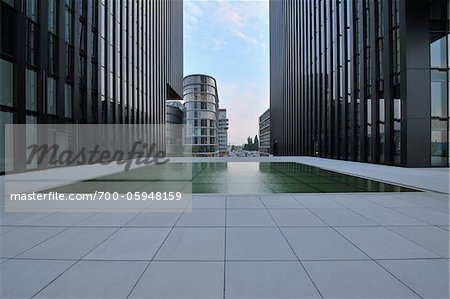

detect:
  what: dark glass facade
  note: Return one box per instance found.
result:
[0,0,183,173]
[270,0,449,167]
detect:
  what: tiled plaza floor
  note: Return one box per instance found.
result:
[1,192,449,298]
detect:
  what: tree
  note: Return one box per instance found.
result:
[254,135,259,150]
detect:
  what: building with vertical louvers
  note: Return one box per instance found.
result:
[0,0,183,173]
[269,0,449,167]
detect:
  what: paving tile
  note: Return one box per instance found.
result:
[363,195,422,208]
[85,228,170,260]
[260,195,304,208]
[393,207,450,225]
[226,228,296,260]
[349,206,428,226]
[75,212,139,227]
[35,261,147,298]
[331,197,383,209]
[29,212,95,226]
[0,212,50,226]
[304,260,419,298]
[388,226,449,258]
[226,261,320,298]
[269,209,327,227]
[125,211,181,227]
[0,259,74,298]
[282,227,367,260]
[130,261,224,298]
[226,196,264,209]
[155,228,224,261]
[379,259,449,299]
[176,208,225,227]
[294,195,343,208]
[190,196,225,208]
[309,208,378,226]
[227,209,275,227]
[398,194,449,212]
[336,227,439,259]
[18,227,115,259]
[0,227,65,258]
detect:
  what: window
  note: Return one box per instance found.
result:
[47,77,56,114]
[48,34,58,75]
[0,59,13,106]
[64,84,73,118]
[65,1,73,44]
[431,71,448,118]
[393,99,401,165]
[431,36,448,69]
[26,115,37,169]
[26,0,37,21]
[48,0,57,34]
[26,20,38,66]
[0,111,13,172]
[65,44,73,81]
[0,1,15,56]
[378,99,385,163]
[26,69,37,111]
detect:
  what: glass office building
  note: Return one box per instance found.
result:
[259,108,271,156]
[218,108,229,156]
[0,0,183,173]
[183,74,219,157]
[270,0,449,167]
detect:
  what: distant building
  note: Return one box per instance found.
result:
[183,74,219,157]
[259,109,271,156]
[166,101,184,156]
[218,109,229,156]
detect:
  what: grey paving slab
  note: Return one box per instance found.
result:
[260,196,304,208]
[226,228,296,261]
[349,206,428,226]
[0,227,65,258]
[388,226,449,258]
[0,212,50,225]
[155,227,224,261]
[393,207,450,225]
[75,212,139,227]
[0,259,74,298]
[190,196,226,208]
[227,209,276,227]
[226,261,320,298]
[130,261,224,298]
[398,194,449,212]
[18,227,115,259]
[336,227,440,259]
[379,259,449,299]
[439,225,449,231]
[176,208,225,227]
[304,260,419,298]
[268,209,327,227]
[294,195,343,208]
[85,227,170,260]
[29,212,95,226]
[330,197,382,209]
[282,227,368,260]
[309,208,378,226]
[125,211,181,227]
[363,195,422,208]
[35,261,147,298]
[226,196,264,209]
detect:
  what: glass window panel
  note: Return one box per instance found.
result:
[431,70,448,118]
[64,83,73,117]
[47,77,56,114]
[0,111,13,172]
[431,36,447,68]
[26,68,37,111]
[26,115,37,169]
[431,119,449,166]
[0,59,13,106]
[26,0,37,21]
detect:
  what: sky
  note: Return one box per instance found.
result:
[184,0,270,145]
